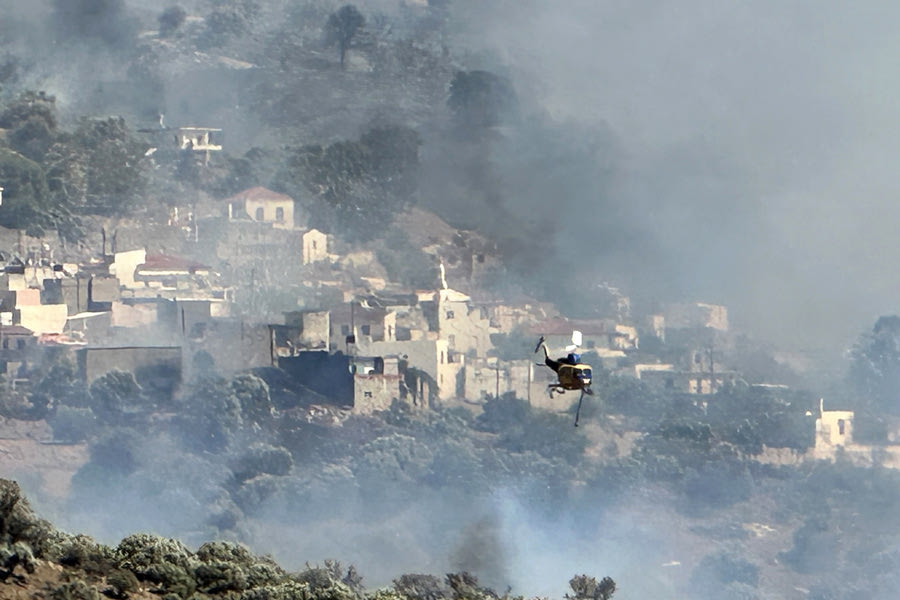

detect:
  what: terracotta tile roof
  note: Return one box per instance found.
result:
[224,186,293,204]
[139,254,210,272]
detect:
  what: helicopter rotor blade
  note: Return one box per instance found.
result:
[571,330,583,348]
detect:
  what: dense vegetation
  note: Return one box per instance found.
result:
[0,477,617,599]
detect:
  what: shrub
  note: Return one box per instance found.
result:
[115,533,194,574]
[0,479,56,557]
[105,569,140,599]
[47,580,99,600]
[46,533,115,575]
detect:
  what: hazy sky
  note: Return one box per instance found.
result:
[450,0,900,350]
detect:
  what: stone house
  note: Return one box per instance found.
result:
[302,229,328,265]
[529,318,638,355]
[464,357,533,404]
[328,303,398,352]
[354,337,463,401]
[664,302,729,331]
[225,186,297,229]
[352,356,404,414]
[283,311,329,352]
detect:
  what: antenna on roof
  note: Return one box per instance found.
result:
[439,260,448,290]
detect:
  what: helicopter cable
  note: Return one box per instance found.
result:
[574,388,585,427]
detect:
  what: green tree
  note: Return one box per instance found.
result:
[202,0,260,47]
[566,575,616,600]
[850,315,900,415]
[447,70,518,130]
[0,148,54,236]
[283,124,420,240]
[28,360,86,419]
[66,117,149,216]
[326,5,365,69]
[89,370,143,424]
[231,374,274,427]
[177,377,243,452]
[0,91,58,162]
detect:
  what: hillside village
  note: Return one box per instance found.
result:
[0,170,874,468]
[0,171,747,411]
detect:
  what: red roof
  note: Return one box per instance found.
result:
[139,254,210,273]
[224,186,293,204]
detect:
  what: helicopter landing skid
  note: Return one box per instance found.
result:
[548,385,566,399]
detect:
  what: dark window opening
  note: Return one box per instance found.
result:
[255,207,264,220]
[276,207,285,222]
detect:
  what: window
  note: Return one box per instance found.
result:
[341,325,350,336]
[312,240,317,250]
[361,325,371,335]
[255,207,264,221]
[364,391,373,398]
[1,339,7,349]
[446,310,455,319]
[276,207,285,222]
[838,419,845,435]
[16,339,25,350]
[441,351,445,364]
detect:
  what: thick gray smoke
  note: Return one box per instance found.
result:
[5,1,899,597]
[445,0,900,351]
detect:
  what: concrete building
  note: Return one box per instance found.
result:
[529,318,638,354]
[665,302,729,331]
[302,228,328,264]
[813,399,855,460]
[353,356,403,414]
[464,357,532,404]
[225,186,296,228]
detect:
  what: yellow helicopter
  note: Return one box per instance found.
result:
[535,330,594,427]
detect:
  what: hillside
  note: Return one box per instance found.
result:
[0,478,615,600]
